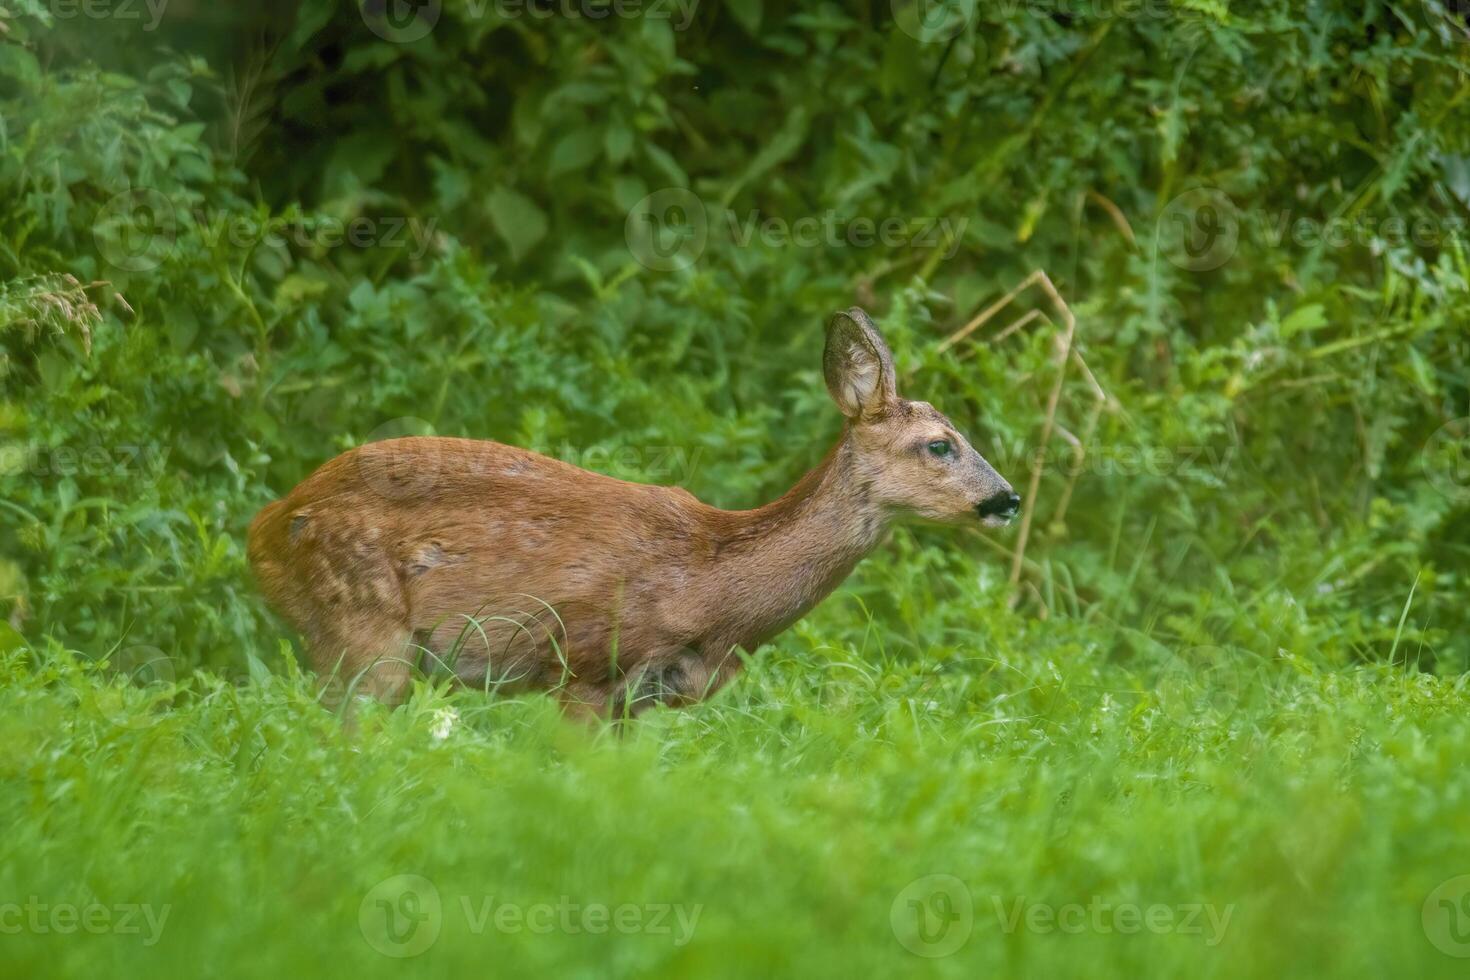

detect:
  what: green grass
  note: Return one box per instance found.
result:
[5,601,1470,980]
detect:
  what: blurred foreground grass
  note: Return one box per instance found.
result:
[4,612,1470,979]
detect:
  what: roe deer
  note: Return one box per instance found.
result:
[247,308,1019,720]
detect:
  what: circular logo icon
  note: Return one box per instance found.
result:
[93,188,177,273]
[1424,875,1470,957]
[87,645,177,729]
[625,187,708,272]
[359,874,442,958]
[356,417,443,502]
[891,0,974,43]
[1423,417,1470,504]
[890,874,972,958]
[360,0,441,43]
[1157,188,1240,271]
[1155,645,1248,725]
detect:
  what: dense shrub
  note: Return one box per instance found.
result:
[1,0,1467,675]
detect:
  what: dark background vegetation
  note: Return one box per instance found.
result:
[2,0,1468,676]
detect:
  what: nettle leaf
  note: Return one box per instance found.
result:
[548,128,602,178]
[880,31,926,98]
[342,44,402,72]
[486,186,548,263]
[721,105,809,206]
[0,44,42,90]
[286,0,336,52]
[431,156,472,211]
[611,175,649,213]
[641,142,689,188]
[604,118,635,167]
[640,18,677,63]
[727,0,763,36]
[1281,303,1328,337]
[1442,154,1470,207]
[1380,135,1422,204]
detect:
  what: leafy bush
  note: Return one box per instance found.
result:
[1,0,1467,679]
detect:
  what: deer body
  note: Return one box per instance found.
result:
[248,308,1019,718]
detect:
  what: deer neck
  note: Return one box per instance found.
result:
[708,433,890,649]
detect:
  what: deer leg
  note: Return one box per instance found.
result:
[683,644,746,704]
[609,646,726,719]
[307,619,416,710]
[555,645,740,724]
[615,661,687,718]
[555,680,611,724]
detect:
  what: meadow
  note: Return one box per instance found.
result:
[2,2,1469,977]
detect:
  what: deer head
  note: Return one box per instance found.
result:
[823,307,1020,528]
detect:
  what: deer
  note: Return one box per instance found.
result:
[246,308,1020,721]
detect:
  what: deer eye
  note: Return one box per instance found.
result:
[927,439,953,458]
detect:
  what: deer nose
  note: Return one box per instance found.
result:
[977,491,1021,520]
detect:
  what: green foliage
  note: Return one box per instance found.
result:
[3,0,1466,674]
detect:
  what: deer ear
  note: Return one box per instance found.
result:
[823,307,897,420]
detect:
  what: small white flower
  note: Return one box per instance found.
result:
[429,707,459,741]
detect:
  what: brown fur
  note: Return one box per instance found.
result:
[246,308,1017,719]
